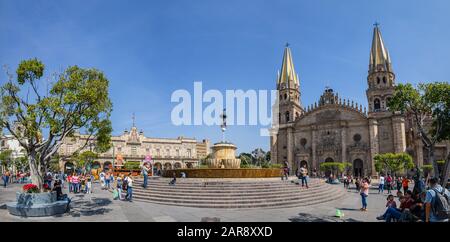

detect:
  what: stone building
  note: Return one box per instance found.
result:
[58,120,210,173]
[270,25,450,176]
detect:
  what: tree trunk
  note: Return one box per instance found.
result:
[429,145,440,179]
[28,153,44,191]
[441,153,450,187]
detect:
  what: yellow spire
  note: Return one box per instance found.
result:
[369,23,392,73]
[278,43,299,86]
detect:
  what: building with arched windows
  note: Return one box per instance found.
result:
[270,25,450,177]
[57,121,210,174]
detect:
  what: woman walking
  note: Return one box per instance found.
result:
[360,177,370,211]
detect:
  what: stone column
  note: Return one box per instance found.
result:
[341,124,347,163]
[392,115,407,153]
[311,126,317,171]
[287,127,294,173]
[368,119,379,176]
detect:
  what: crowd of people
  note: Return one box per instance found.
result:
[2,170,31,187]
[376,177,449,222]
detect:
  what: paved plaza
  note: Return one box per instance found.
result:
[0,178,407,222]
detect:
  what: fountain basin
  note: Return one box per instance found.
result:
[163,168,282,178]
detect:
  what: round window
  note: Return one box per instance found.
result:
[353,134,362,142]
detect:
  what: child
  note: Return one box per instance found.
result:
[86,178,92,194]
[386,194,397,208]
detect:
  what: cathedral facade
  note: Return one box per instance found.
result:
[270,25,450,177]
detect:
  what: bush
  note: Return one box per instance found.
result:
[270,164,283,169]
[124,161,140,170]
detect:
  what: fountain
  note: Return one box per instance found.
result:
[163,108,281,178]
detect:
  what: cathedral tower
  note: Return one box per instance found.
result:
[366,24,406,175]
[366,24,395,113]
[276,44,304,124]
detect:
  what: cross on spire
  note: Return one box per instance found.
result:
[373,22,380,28]
[132,112,136,127]
[285,42,290,47]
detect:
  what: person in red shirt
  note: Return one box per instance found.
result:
[402,177,410,194]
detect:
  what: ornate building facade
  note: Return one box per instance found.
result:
[58,120,210,173]
[270,25,450,176]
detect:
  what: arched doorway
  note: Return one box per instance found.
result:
[353,159,363,178]
[174,162,182,169]
[64,162,74,174]
[186,163,193,168]
[103,161,112,171]
[92,161,101,169]
[324,157,334,177]
[153,162,162,176]
[164,162,172,170]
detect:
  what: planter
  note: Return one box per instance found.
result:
[7,191,69,217]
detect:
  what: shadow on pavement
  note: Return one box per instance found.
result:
[289,213,362,222]
[66,197,113,217]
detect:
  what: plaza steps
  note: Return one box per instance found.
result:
[131,178,346,209]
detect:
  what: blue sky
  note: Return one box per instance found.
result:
[1,0,450,154]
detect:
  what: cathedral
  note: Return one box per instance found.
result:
[270,25,450,177]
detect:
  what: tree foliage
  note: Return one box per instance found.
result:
[374,153,414,176]
[319,162,352,176]
[0,58,112,190]
[388,82,450,182]
[0,149,12,169]
[72,150,98,170]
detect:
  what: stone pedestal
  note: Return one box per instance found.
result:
[7,191,69,217]
[206,142,241,169]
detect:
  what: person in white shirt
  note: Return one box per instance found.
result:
[99,171,105,190]
[124,173,133,202]
[379,174,385,194]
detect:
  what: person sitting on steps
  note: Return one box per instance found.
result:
[169,172,177,185]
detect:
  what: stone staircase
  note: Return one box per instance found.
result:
[132,178,346,209]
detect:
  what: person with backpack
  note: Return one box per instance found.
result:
[424,177,450,222]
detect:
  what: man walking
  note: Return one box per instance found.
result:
[424,177,450,222]
[378,174,385,194]
[142,162,149,189]
[299,165,309,189]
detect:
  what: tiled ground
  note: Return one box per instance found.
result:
[0,178,401,222]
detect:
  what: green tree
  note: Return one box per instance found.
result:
[238,153,252,168]
[0,149,12,171]
[72,150,98,170]
[421,165,434,177]
[319,162,352,177]
[0,58,112,190]
[12,156,29,172]
[373,153,414,176]
[388,82,450,183]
